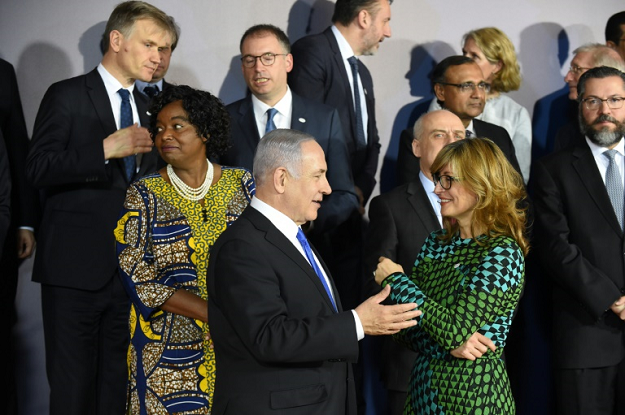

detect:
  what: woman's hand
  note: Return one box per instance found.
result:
[374,256,404,285]
[450,332,496,361]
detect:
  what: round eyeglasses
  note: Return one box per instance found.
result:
[241,53,287,68]
[432,173,463,190]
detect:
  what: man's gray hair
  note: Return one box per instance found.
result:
[573,43,625,72]
[253,129,316,186]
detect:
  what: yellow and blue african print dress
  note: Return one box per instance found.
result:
[115,167,254,414]
[382,230,524,415]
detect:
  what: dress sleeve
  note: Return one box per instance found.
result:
[383,239,524,350]
[115,183,177,319]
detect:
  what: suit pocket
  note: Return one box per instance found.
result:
[270,384,328,409]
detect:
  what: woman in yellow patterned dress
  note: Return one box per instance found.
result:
[115,85,255,414]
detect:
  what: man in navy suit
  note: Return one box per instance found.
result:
[26,2,176,414]
[222,24,359,236]
[534,66,625,415]
[207,129,421,415]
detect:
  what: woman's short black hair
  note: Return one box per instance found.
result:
[148,84,230,158]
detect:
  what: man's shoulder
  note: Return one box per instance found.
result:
[291,27,333,52]
[292,92,336,115]
[371,182,416,207]
[474,118,508,135]
[225,96,249,115]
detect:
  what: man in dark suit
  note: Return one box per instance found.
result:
[533,66,625,415]
[364,110,496,414]
[207,129,421,415]
[0,131,10,255]
[135,15,179,97]
[0,57,39,415]
[222,24,358,235]
[26,2,176,414]
[397,56,521,185]
[289,0,391,206]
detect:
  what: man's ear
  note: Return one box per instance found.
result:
[357,8,370,29]
[273,167,288,194]
[412,138,422,158]
[109,30,123,53]
[607,40,618,49]
[434,83,445,103]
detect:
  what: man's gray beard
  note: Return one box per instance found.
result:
[580,116,625,147]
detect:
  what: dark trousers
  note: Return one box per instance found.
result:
[554,358,625,415]
[42,275,129,415]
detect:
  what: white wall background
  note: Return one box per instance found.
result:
[1,1,623,413]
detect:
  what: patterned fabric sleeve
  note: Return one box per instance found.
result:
[383,237,524,351]
[115,181,178,319]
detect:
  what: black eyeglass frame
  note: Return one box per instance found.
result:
[241,53,287,68]
[580,96,625,111]
[432,173,463,190]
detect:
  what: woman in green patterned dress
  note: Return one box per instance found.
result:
[375,137,529,415]
[115,85,254,414]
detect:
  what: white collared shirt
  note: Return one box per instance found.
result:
[420,171,442,227]
[252,87,293,139]
[97,64,140,129]
[250,196,365,340]
[330,25,369,143]
[465,119,475,138]
[586,136,625,187]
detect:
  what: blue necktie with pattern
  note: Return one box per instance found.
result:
[117,89,136,181]
[143,84,159,98]
[296,228,337,311]
[265,108,278,134]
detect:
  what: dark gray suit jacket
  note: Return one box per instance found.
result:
[207,205,358,414]
[364,179,439,392]
[222,93,358,234]
[533,142,625,368]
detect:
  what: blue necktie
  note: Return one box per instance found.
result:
[143,84,159,98]
[347,56,366,150]
[265,108,278,134]
[604,149,624,230]
[296,228,337,311]
[118,89,136,181]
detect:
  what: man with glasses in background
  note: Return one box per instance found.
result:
[534,65,625,415]
[554,43,624,151]
[397,56,521,184]
[222,24,359,238]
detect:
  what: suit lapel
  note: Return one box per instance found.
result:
[406,180,440,231]
[290,93,309,133]
[237,97,262,148]
[247,207,339,313]
[85,69,128,179]
[572,146,623,235]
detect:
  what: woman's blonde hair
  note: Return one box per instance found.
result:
[464,27,521,93]
[430,137,529,255]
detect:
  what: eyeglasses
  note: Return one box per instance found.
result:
[241,53,287,68]
[581,96,625,111]
[432,173,463,190]
[437,81,491,93]
[568,64,591,75]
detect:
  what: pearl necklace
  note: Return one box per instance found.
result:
[167,159,213,201]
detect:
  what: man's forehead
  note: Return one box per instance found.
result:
[446,63,483,81]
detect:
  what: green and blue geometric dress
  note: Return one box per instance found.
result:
[382,230,524,415]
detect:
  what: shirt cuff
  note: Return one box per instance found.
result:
[351,309,365,341]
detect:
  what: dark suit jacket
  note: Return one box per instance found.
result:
[396,118,523,185]
[27,68,160,291]
[290,27,380,202]
[0,59,39,247]
[363,179,439,392]
[0,130,10,255]
[207,205,358,414]
[533,142,625,369]
[222,93,358,234]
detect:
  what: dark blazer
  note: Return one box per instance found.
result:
[0,130,10,255]
[363,179,439,392]
[290,27,380,202]
[533,142,625,369]
[27,68,160,291]
[396,118,523,185]
[207,205,358,415]
[222,93,358,234]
